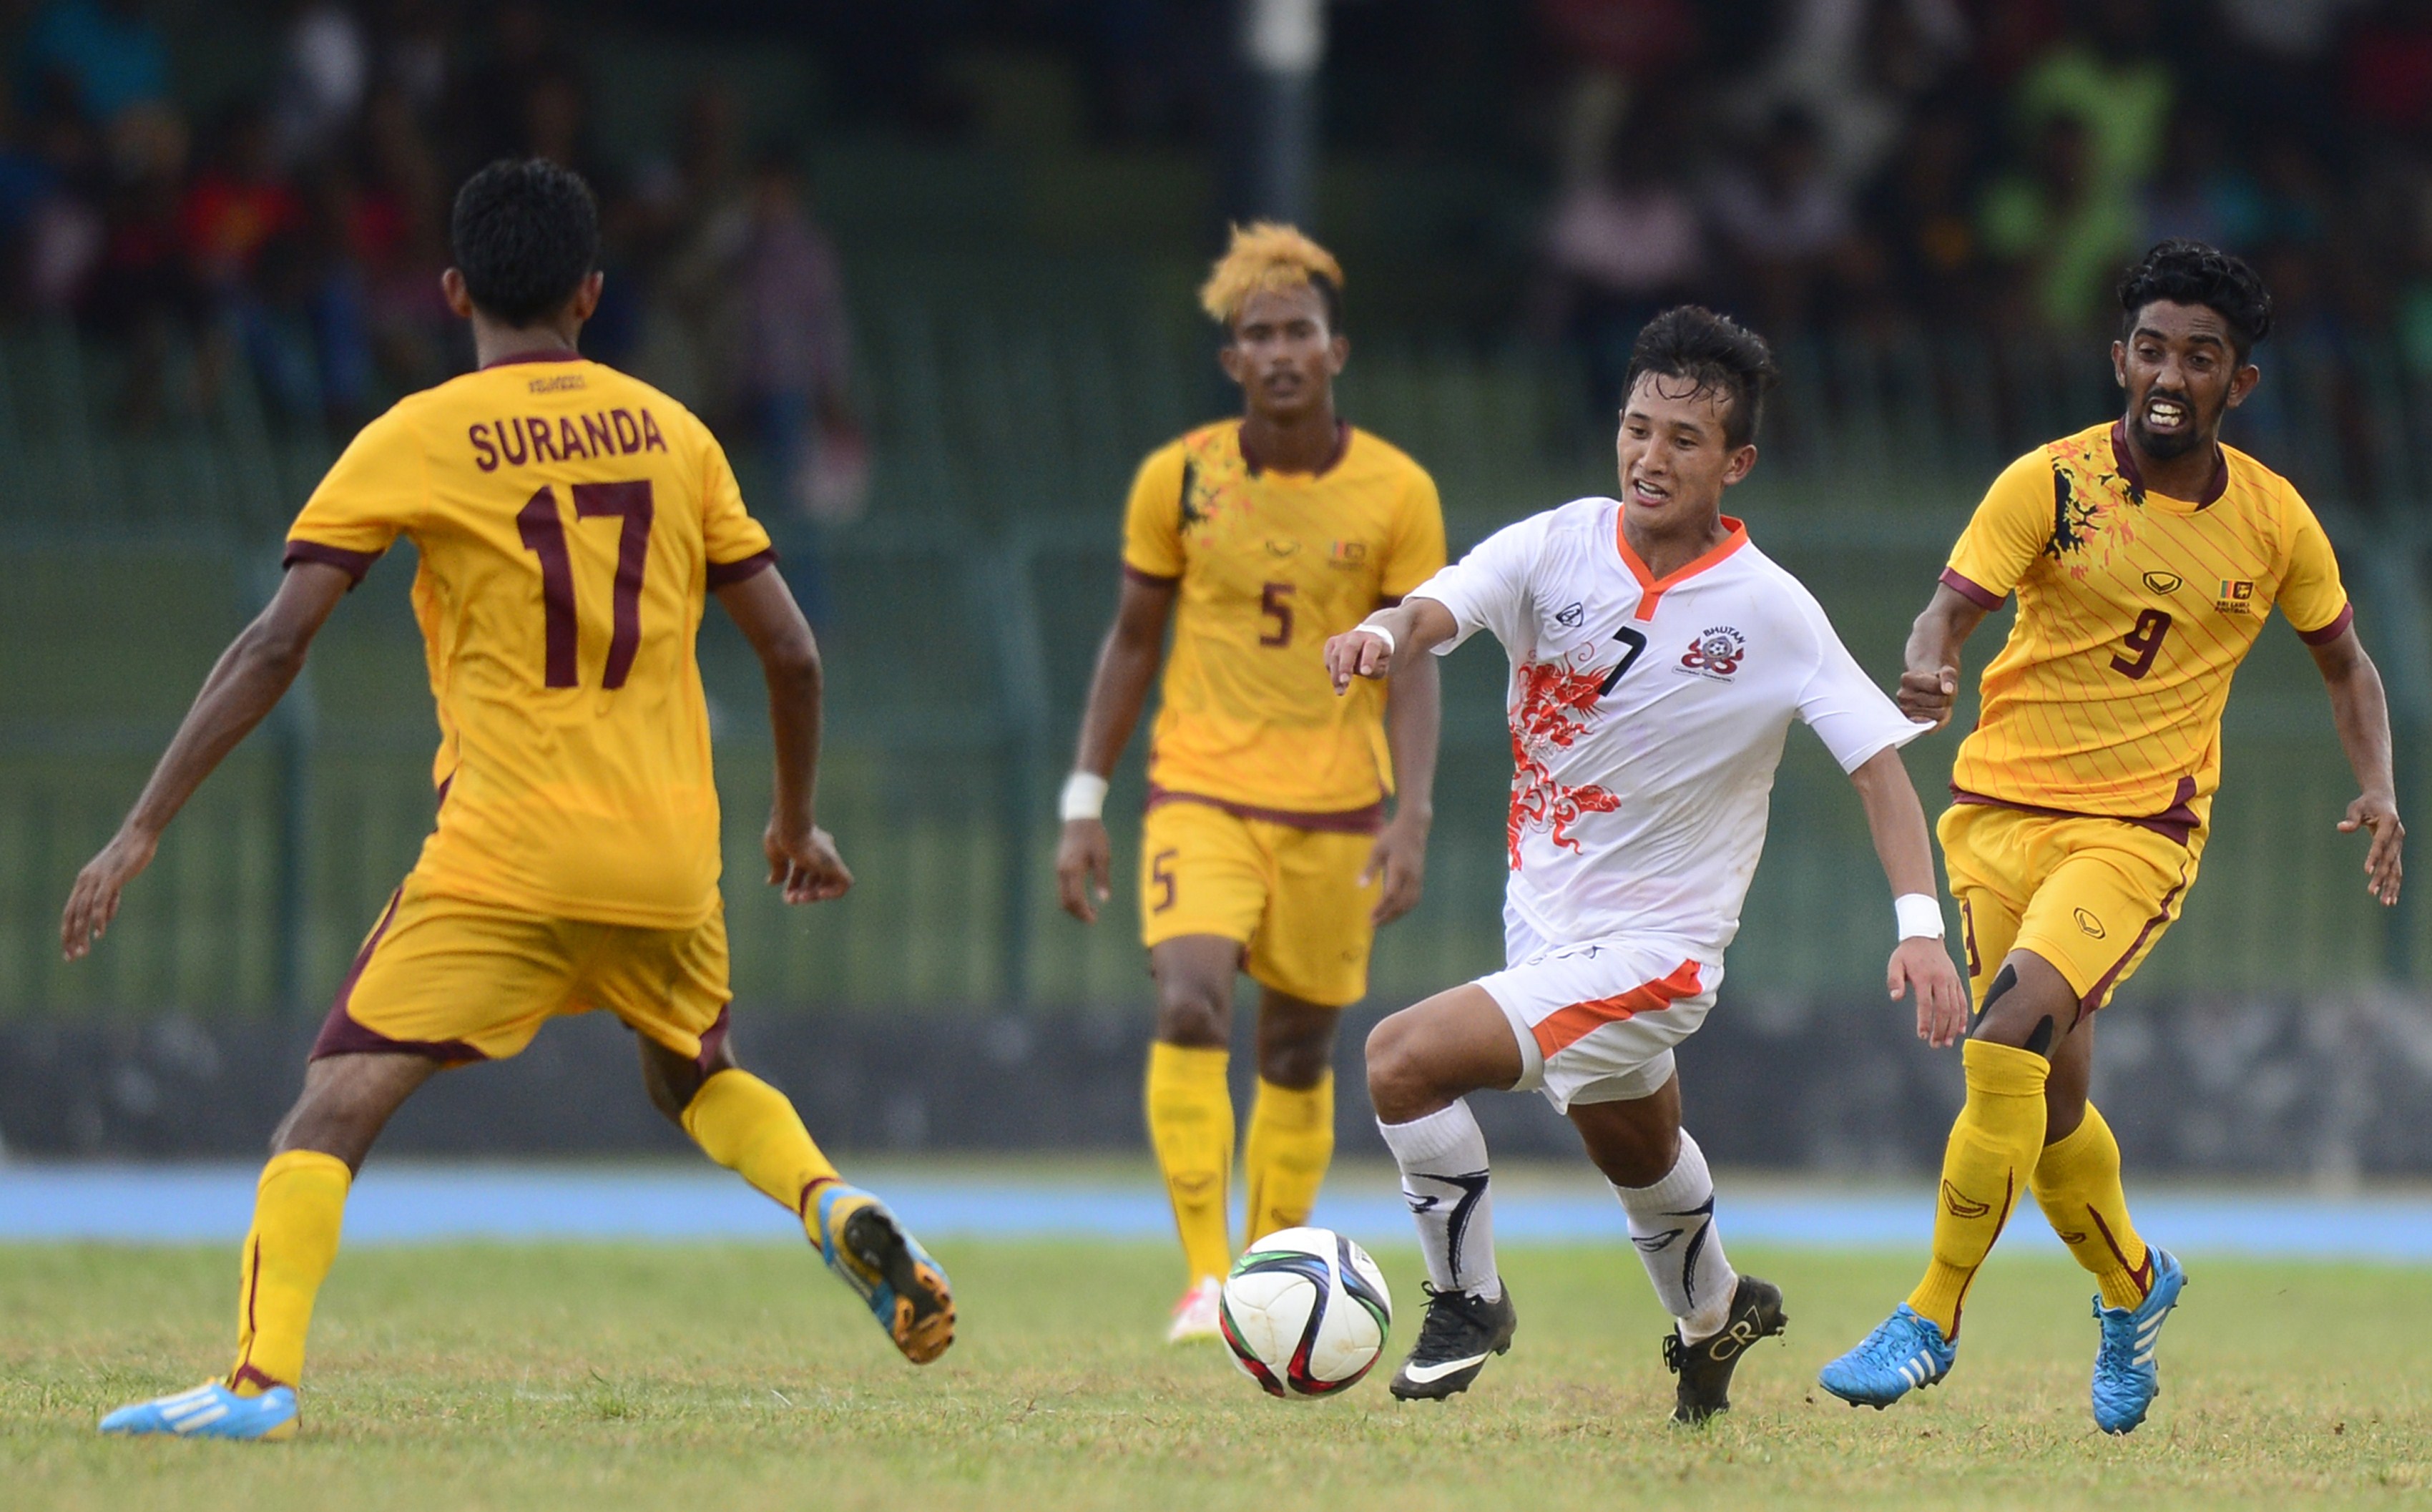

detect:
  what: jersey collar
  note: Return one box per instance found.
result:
[1238,419,1350,479]
[1615,513,1749,621]
[2109,420,2227,508]
[481,348,588,369]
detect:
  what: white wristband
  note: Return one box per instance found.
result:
[1894,893,1946,941]
[1354,621,1396,657]
[1059,772,1109,823]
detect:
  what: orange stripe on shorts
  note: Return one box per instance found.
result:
[1531,959,1705,1060]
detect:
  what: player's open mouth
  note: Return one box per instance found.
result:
[1627,478,1670,505]
[2143,397,2189,431]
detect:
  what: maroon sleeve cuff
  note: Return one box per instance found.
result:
[283,540,382,586]
[1939,566,2006,612]
[2296,601,2355,646]
[1122,563,1180,587]
[706,549,779,589]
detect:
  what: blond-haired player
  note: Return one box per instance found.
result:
[1823,241,2405,1433]
[72,160,952,1442]
[1056,224,1446,1340]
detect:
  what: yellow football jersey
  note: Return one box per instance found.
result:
[285,353,775,927]
[1122,420,1446,820]
[1941,421,2350,824]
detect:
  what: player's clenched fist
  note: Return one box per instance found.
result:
[1324,627,1396,692]
[1896,664,1960,730]
[765,821,853,904]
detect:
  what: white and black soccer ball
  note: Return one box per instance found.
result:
[1218,1226,1393,1399]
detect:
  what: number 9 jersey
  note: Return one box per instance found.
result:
[1938,421,2353,828]
[283,353,777,928]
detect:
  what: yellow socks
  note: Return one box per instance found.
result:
[2032,1102,2153,1310]
[1908,1039,2049,1337]
[1243,1074,1334,1244]
[681,1068,840,1229]
[228,1149,351,1393]
[1146,1042,1235,1282]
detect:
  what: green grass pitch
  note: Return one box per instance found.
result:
[4,1239,2427,1511]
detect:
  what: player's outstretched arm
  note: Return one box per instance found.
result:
[716,566,850,905]
[1365,618,1440,926]
[1899,584,1989,730]
[61,561,353,961]
[1847,746,1970,1048]
[2307,624,2406,905]
[1323,596,1458,692]
[1056,572,1177,923]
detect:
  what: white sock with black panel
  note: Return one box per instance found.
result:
[1378,1099,1502,1302]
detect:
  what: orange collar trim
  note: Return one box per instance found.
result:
[1617,514,1750,619]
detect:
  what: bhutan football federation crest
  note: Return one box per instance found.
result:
[1678,625,1747,679]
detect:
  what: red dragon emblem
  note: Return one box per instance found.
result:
[1505,659,1622,868]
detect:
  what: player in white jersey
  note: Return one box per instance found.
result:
[1325,308,1968,1423]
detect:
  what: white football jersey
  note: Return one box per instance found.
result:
[1413,498,1925,962]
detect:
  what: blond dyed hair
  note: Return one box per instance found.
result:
[1197,222,1345,330]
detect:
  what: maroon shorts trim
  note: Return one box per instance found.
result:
[1146,785,1386,835]
[2079,868,2191,1014]
[706,549,779,589]
[692,1003,733,1076]
[308,890,484,1064]
[1939,566,2005,612]
[1949,777,2200,848]
[2297,602,2355,646]
[284,540,383,586]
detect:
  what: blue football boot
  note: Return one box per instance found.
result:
[2090,1247,2186,1434]
[1817,1303,1956,1408]
[813,1182,956,1363]
[99,1380,298,1441]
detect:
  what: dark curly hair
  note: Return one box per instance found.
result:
[1622,306,1781,449]
[450,159,600,325]
[2117,240,2272,360]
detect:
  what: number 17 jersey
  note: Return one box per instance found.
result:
[284,354,776,928]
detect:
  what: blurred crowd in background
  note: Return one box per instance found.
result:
[0,0,865,519]
[6,0,2432,492]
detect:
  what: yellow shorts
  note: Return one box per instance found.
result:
[1137,796,1381,1008]
[310,874,732,1066]
[1936,800,2204,1016]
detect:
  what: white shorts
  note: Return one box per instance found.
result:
[1476,918,1720,1114]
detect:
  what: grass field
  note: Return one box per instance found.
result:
[4,1239,2427,1511]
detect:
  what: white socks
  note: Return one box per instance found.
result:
[1612,1131,1737,1341]
[1378,1100,1501,1302]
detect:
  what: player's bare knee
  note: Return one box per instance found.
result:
[1152,979,1230,1049]
[1967,951,2078,1056]
[1363,1012,1439,1122]
[1256,1001,1338,1089]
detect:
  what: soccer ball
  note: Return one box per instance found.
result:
[1218,1226,1393,1398]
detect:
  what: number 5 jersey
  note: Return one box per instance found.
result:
[283,353,778,927]
[1936,421,2353,830]
[1411,499,1925,962]
[1121,420,1445,824]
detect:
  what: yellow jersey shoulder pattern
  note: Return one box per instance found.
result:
[285,355,774,927]
[1119,418,1446,820]
[1941,420,2351,823]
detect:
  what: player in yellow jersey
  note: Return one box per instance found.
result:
[65,161,953,1443]
[1054,225,1446,1340]
[1822,241,2405,1432]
